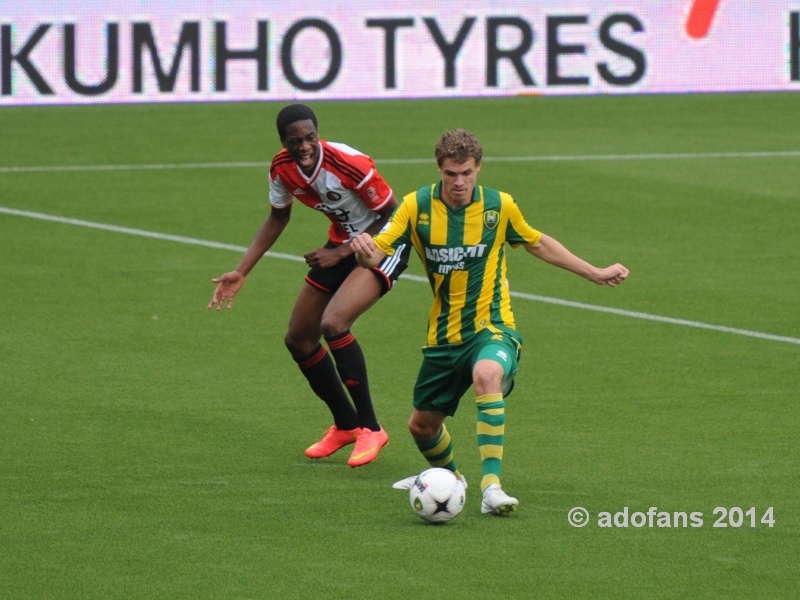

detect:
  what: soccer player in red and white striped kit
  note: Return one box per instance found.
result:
[209,104,410,467]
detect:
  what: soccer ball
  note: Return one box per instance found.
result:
[409,468,466,523]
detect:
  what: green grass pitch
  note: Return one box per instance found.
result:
[1,93,798,598]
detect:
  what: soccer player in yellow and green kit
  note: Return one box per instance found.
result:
[351,129,629,515]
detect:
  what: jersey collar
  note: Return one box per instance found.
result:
[433,180,481,205]
[295,140,325,184]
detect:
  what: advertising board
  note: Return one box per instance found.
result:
[1,1,798,104]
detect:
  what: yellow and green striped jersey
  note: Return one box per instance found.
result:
[374,182,541,347]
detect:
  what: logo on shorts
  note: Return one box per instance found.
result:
[418,212,430,226]
[496,350,508,362]
[484,210,499,230]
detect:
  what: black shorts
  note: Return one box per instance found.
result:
[305,240,411,295]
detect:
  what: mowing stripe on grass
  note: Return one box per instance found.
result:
[2,205,799,346]
[1,150,799,173]
[378,150,800,165]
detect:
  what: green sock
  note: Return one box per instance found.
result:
[415,424,461,477]
[476,393,505,491]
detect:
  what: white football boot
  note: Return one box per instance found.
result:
[391,475,417,490]
[481,484,518,514]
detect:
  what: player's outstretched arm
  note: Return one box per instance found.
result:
[526,233,629,287]
[208,206,292,310]
[208,271,246,311]
[351,233,387,269]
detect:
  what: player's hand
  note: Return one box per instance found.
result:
[350,233,375,259]
[208,271,246,310]
[304,246,348,268]
[592,264,629,287]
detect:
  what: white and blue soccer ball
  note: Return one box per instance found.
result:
[409,468,466,523]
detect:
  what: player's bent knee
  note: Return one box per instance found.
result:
[474,370,502,390]
[284,331,316,358]
[473,362,504,396]
[319,314,347,339]
[408,417,437,442]
[283,331,298,351]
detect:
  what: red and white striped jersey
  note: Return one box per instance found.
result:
[269,140,393,245]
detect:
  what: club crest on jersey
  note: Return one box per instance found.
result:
[326,191,342,201]
[484,210,499,230]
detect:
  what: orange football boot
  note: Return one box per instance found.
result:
[347,427,388,467]
[305,426,360,458]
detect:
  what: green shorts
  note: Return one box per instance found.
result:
[412,329,521,417]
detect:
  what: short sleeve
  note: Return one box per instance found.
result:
[374,197,413,256]
[354,162,393,212]
[269,173,293,209]
[504,194,541,247]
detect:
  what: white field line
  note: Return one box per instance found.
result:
[0,206,303,263]
[3,205,799,346]
[1,150,800,173]
[0,162,270,174]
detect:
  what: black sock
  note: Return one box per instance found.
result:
[325,331,380,431]
[295,344,358,430]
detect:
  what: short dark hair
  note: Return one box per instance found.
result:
[435,129,483,166]
[276,104,318,139]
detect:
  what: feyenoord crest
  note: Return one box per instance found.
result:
[484,210,499,230]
